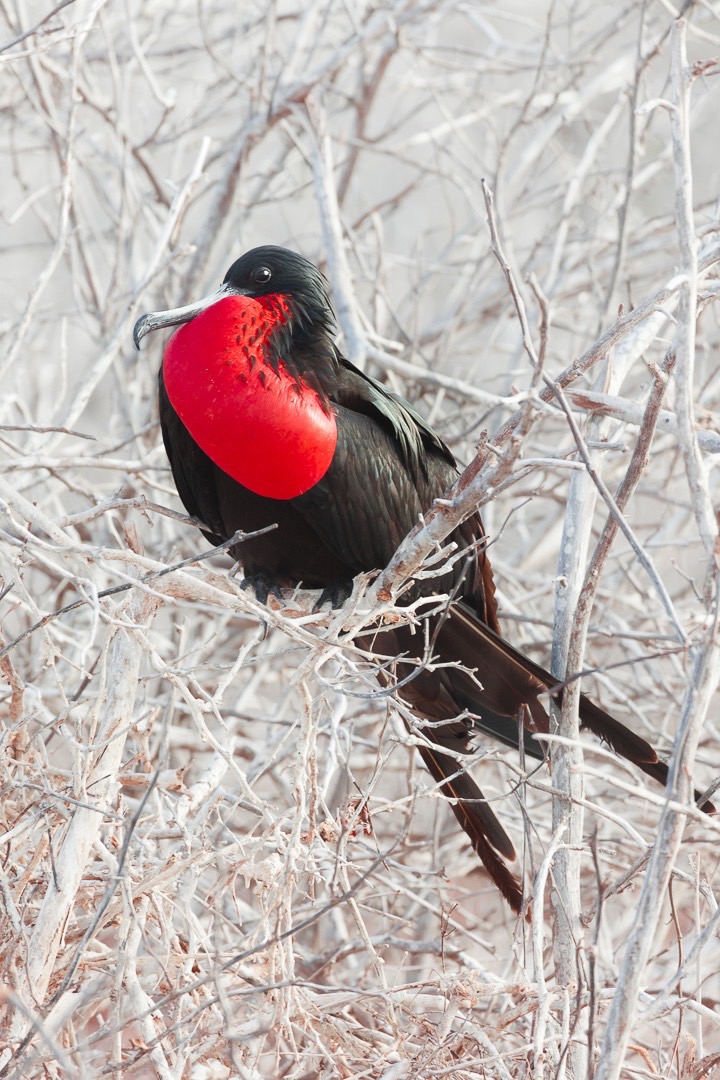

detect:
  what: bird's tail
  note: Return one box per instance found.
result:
[446,602,714,808]
[361,601,714,913]
[416,741,526,914]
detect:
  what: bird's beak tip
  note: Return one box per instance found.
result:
[133,314,149,351]
[131,285,232,352]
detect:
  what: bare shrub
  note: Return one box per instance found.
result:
[1,2,719,1077]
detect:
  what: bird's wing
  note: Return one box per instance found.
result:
[293,357,501,626]
[291,403,438,573]
[340,359,455,480]
[291,358,455,566]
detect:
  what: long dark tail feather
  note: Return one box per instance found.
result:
[577,695,715,807]
[417,744,525,915]
[449,603,716,814]
[360,598,714,916]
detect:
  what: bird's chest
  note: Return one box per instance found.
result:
[162,295,337,499]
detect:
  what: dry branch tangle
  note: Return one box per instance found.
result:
[5,592,161,1044]
[2,1,720,1076]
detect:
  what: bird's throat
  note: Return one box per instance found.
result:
[162,295,338,499]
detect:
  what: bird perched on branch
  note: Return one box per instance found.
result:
[134,245,713,914]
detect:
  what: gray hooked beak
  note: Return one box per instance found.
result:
[133,283,237,350]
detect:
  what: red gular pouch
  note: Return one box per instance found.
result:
[162,295,338,500]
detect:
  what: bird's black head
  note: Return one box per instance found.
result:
[223,246,336,343]
[133,245,337,354]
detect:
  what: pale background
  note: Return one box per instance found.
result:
[1,1,720,1077]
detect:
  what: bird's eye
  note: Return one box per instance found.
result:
[253,266,272,285]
